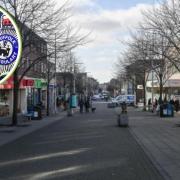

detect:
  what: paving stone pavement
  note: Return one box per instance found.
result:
[129,108,180,180]
[0,103,164,180]
[0,110,67,147]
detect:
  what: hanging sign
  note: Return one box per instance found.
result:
[0,6,22,84]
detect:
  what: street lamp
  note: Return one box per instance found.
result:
[151,60,154,108]
[85,72,91,95]
[67,55,83,117]
[73,61,83,94]
[54,33,57,114]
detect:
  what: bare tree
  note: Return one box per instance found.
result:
[0,0,88,125]
[116,32,152,109]
[141,2,179,103]
[142,0,180,72]
[57,50,83,94]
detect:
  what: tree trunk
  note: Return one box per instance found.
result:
[143,81,146,111]
[159,73,163,105]
[143,73,146,111]
[46,77,50,116]
[67,73,73,116]
[12,70,19,126]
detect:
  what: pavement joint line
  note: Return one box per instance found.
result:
[129,126,172,180]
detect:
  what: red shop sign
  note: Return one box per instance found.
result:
[0,77,34,89]
[22,79,34,86]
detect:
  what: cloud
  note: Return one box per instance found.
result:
[70,0,96,7]
[58,1,154,83]
[70,3,153,45]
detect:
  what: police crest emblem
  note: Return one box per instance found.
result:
[0,7,22,84]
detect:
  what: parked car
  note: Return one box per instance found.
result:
[107,101,118,108]
[112,95,135,106]
[107,97,119,108]
[92,94,102,101]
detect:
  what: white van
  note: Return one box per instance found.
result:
[115,95,136,106]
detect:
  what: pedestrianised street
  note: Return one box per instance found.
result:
[2,1,180,180]
[0,103,164,180]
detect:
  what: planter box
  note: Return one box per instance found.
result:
[117,113,129,127]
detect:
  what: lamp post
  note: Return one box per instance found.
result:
[54,33,57,114]
[73,61,83,94]
[151,61,154,109]
[67,65,73,117]
[67,54,83,116]
[85,72,91,95]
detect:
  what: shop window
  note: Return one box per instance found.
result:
[0,90,8,104]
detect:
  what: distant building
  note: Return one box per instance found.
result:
[86,77,99,95]
[99,83,108,92]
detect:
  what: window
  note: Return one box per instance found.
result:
[0,90,8,103]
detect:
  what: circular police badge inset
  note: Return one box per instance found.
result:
[0,7,22,84]
[0,34,18,65]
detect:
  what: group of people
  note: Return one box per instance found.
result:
[56,93,96,113]
[148,97,180,112]
[78,94,94,113]
[169,99,180,112]
[148,98,158,112]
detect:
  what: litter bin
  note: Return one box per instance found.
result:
[117,102,128,127]
[167,103,174,117]
[71,94,77,108]
[27,106,34,118]
[117,113,128,127]
[160,103,174,117]
[32,105,42,120]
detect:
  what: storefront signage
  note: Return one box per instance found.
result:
[0,76,47,89]
[0,6,22,84]
[0,77,34,89]
[137,85,143,89]
[35,79,42,88]
[22,79,34,87]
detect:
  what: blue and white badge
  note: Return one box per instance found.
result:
[0,7,22,84]
[0,34,18,65]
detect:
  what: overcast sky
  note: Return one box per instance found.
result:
[59,0,155,83]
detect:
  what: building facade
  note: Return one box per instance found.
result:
[0,28,48,117]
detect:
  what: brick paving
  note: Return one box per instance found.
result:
[129,108,180,180]
[0,103,164,180]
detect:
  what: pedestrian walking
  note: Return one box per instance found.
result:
[85,96,90,113]
[169,99,174,105]
[174,99,179,112]
[90,96,96,112]
[78,94,84,113]
[148,98,151,111]
[152,98,158,113]
[78,94,85,113]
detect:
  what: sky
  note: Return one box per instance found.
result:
[59,0,156,83]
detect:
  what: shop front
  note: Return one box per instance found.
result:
[0,77,47,117]
[146,73,180,103]
[0,89,9,116]
[0,77,26,116]
[26,79,47,115]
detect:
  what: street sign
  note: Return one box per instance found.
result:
[0,6,22,84]
[137,85,143,89]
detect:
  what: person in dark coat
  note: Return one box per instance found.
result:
[79,94,84,113]
[85,96,90,113]
[174,99,179,112]
[169,99,174,105]
[152,98,158,113]
[148,98,151,111]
